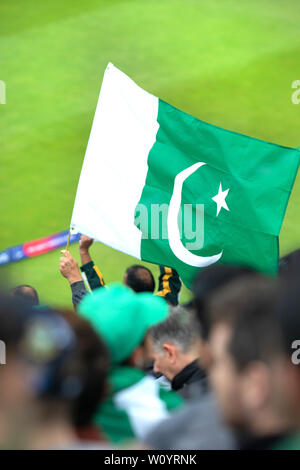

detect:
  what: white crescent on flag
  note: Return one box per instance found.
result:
[167,162,223,267]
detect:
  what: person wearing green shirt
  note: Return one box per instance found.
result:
[78,284,183,444]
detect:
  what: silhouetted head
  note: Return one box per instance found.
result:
[123,265,155,293]
[193,264,255,340]
[11,285,39,307]
[279,249,300,281]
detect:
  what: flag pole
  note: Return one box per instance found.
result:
[66,228,71,251]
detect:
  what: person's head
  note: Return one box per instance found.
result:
[20,307,109,448]
[56,310,109,431]
[123,265,155,293]
[207,276,292,435]
[192,264,256,371]
[270,281,300,428]
[279,248,300,281]
[78,284,169,370]
[193,264,255,341]
[146,307,201,381]
[31,309,109,428]
[0,295,37,448]
[11,285,39,307]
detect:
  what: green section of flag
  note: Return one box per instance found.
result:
[93,367,142,444]
[136,100,299,288]
[94,366,182,443]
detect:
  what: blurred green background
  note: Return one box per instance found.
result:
[1,0,299,306]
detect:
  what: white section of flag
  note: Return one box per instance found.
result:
[71,63,159,259]
[114,376,169,440]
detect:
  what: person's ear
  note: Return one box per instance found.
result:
[163,343,177,363]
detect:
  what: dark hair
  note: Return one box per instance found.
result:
[58,310,110,428]
[0,294,29,352]
[125,265,155,293]
[193,264,255,339]
[273,281,300,359]
[28,308,110,429]
[279,249,300,280]
[208,276,283,371]
[11,285,39,306]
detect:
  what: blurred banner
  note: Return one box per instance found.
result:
[0,230,81,266]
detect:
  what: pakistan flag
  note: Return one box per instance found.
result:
[71,63,299,288]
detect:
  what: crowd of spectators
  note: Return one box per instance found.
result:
[0,236,299,450]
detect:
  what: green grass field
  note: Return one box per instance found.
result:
[1,0,299,306]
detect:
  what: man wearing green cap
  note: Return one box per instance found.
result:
[78,284,183,444]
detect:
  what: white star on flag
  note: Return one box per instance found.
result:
[212,183,230,216]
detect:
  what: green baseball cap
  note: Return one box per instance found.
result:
[78,284,169,364]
